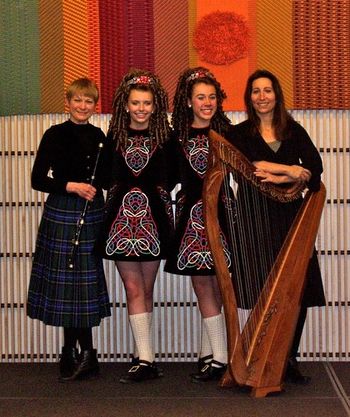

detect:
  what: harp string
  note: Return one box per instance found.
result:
[205,130,325,395]
[212,134,304,357]
[218,144,278,354]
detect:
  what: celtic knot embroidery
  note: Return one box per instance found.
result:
[123,135,156,176]
[184,134,209,178]
[177,200,231,271]
[106,187,160,257]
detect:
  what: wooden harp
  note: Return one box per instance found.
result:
[203,130,326,397]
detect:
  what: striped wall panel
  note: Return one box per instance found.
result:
[293,0,350,109]
[0,111,349,362]
[2,1,350,115]
[255,0,294,107]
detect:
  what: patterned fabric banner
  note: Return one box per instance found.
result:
[1,0,349,115]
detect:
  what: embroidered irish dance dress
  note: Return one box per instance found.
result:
[165,127,231,276]
[96,128,174,261]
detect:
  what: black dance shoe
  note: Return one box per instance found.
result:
[285,357,311,385]
[197,354,213,371]
[60,349,99,381]
[59,346,79,379]
[130,356,164,377]
[119,360,160,383]
[191,360,227,383]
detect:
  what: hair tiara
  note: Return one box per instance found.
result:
[186,70,213,83]
[126,75,153,86]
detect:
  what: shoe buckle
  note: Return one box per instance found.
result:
[200,364,210,373]
[128,365,140,373]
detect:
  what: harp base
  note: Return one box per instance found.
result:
[218,369,284,398]
[251,384,283,398]
[218,370,236,388]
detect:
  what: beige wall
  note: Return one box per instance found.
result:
[0,111,349,362]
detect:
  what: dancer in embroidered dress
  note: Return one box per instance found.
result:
[27,78,112,381]
[96,69,173,383]
[164,67,232,382]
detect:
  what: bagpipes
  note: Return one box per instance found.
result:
[68,142,104,269]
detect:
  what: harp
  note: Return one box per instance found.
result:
[203,130,326,397]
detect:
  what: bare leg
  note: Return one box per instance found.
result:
[191,275,222,318]
[140,260,160,313]
[116,260,160,315]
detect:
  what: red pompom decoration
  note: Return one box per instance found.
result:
[193,11,249,65]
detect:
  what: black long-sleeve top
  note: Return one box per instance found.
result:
[31,120,112,194]
[229,120,323,191]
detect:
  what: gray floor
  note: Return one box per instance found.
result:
[0,362,349,417]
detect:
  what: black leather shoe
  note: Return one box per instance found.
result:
[130,356,164,377]
[120,360,160,383]
[285,357,311,385]
[59,347,79,379]
[191,360,227,383]
[197,354,213,371]
[60,349,99,381]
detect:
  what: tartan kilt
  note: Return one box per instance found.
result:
[27,193,111,328]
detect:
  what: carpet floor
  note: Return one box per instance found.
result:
[0,362,349,417]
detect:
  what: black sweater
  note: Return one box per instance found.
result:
[31,120,112,194]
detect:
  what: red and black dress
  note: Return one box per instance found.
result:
[164,127,231,276]
[96,128,174,261]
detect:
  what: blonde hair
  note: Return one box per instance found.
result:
[66,78,99,103]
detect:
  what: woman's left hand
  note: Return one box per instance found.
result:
[66,182,97,201]
[254,169,291,184]
[287,165,311,182]
[253,161,311,184]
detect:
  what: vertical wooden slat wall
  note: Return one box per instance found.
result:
[0,111,349,362]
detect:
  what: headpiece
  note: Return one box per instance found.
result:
[126,75,153,86]
[186,70,213,83]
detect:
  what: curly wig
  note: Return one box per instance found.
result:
[171,67,231,143]
[108,68,170,149]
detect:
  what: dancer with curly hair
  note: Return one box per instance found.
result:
[165,67,233,382]
[96,69,173,383]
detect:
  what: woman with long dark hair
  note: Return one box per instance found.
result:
[232,69,326,384]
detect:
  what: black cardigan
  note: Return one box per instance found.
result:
[31,120,112,194]
[228,120,323,191]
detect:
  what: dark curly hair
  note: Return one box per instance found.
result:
[108,68,170,149]
[171,67,231,143]
[244,69,293,141]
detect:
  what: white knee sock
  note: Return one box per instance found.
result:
[203,313,227,365]
[129,312,154,364]
[147,312,154,358]
[199,319,213,359]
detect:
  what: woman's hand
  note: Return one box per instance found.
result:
[287,165,311,182]
[254,169,291,184]
[66,182,97,201]
[253,161,311,183]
